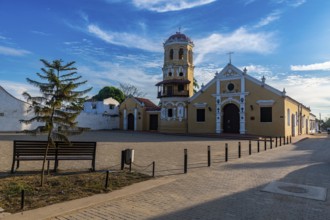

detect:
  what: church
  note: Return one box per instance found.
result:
[120,32,313,137]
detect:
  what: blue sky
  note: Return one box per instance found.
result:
[0,0,330,119]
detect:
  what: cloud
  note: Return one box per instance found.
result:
[272,0,306,7]
[194,27,277,64]
[131,0,216,12]
[79,61,162,102]
[290,61,330,71]
[254,10,282,28]
[0,81,39,101]
[31,30,50,36]
[87,24,161,52]
[0,46,31,56]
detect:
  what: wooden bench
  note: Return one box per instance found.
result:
[11,140,97,173]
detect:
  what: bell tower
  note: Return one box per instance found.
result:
[156,32,194,133]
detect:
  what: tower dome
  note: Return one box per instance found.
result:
[164,32,194,46]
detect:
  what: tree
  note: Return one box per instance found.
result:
[20,59,92,186]
[193,77,200,94]
[119,83,146,97]
[93,86,125,103]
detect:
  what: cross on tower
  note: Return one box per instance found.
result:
[227,52,234,64]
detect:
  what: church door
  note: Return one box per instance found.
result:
[223,104,240,133]
[127,113,134,130]
[149,114,158,131]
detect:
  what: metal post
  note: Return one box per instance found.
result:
[280,137,282,146]
[121,150,125,170]
[270,137,272,149]
[287,136,289,145]
[105,170,110,189]
[238,142,241,158]
[21,190,25,210]
[207,146,211,167]
[264,138,267,151]
[257,140,260,153]
[249,140,252,155]
[129,158,132,172]
[225,143,228,162]
[283,136,286,145]
[276,137,278,147]
[152,161,155,177]
[290,136,292,143]
[184,149,188,173]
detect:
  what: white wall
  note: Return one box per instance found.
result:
[0,87,41,131]
[76,112,119,130]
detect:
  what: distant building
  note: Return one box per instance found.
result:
[0,86,40,131]
[119,96,160,131]
[119,31,316,137]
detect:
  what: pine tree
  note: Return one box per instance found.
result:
[20,59,92,186]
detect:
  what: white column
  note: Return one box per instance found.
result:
[123,109,127,130]
[216,78,221,133]
[240,76,246,134]
[134,108,137,131]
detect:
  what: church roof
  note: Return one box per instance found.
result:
[135,97,160,111]
[155,79,191,86]
[164,32,194,45]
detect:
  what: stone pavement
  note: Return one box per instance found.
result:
[2,132,330,220]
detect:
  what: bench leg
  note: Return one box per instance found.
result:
[11,160,16,173]
[16,160,20,169]
[54,160,58,172]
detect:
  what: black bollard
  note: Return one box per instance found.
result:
[121,150,125,170]
[276,137,278,147]
[105,170,110,189]
[152,161,155,177]
[290,136,292,143]
[225,143,228,162]
[184,149,188,173]
[249,140,252,155]
[257,140,260,153]
[264,138,267,151]
[21,189,25,210]
[238,142,241,158]
[270,137,272,149]
[207,146,211,167]
[280,136,282,146]
[287,136,289,145]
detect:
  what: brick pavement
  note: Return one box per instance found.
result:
[2,132,329,219]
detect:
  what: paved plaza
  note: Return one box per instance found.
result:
[1,131,330,219]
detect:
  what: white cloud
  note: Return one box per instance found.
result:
[272,0,306,7]
[0,81,39,101]
[254,10,282,28]
[194,27,277,64]
[87,24,161,52]
[79,61,162,102]
[132,0,216,12]
[290,61,330,71]
[0,46,31,56]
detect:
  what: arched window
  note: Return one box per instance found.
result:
[170,49,174,60]
[168,72,172,77]
[179,48,184,60]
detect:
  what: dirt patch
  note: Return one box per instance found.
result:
[0,170,151,213]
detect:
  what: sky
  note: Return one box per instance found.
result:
[0,0,330,119]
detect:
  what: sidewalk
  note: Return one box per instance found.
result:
[3,133,330,220]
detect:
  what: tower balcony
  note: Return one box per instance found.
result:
[158,90,189,98]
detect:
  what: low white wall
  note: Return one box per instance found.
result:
[76,112,119,130]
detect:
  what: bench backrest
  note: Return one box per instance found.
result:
[56,142,96,156]
[13,140,57,156]
[13,141,96,157]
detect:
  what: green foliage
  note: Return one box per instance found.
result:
[193,77,200,94]
[20,59,92,186]
[93,86,125,103]
[321,118,330,130]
